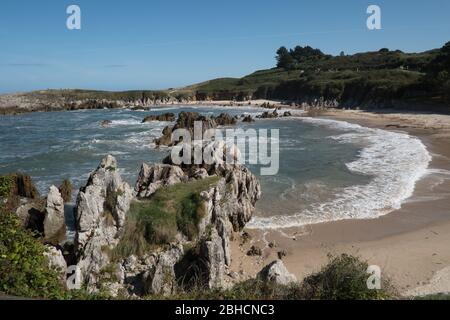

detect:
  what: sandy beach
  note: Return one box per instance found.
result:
[229,109,450,297]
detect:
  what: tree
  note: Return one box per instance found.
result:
[425,42,450,77]
[276,47,295,69]
[340,51,345,57]
[290,45,325,63]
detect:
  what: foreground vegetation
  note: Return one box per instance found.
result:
[0,209,65,299]
[1,195,398,300]
[1,201,397,300]
[0,173,424,300]
[147,254,395,300]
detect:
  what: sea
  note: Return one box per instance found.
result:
[0,106,431,229]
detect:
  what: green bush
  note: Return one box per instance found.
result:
[0,175,14,198]
[0,208,65,299]
[299,254,394,300]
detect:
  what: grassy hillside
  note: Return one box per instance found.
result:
[180,45,448,109]
[4,42,449,112]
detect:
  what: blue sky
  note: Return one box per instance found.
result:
[0,0,449,93]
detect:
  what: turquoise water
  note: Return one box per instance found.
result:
[0,106,430,228]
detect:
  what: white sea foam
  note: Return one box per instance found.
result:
[248,117,432,229]
[151,107,178,111]
[110,118,143,126]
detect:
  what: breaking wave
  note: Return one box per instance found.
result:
[248,117,432,229]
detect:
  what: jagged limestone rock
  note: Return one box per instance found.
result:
[43,185,66,244]
[72,142,261,295]
[74,155,133,288]
[143,244,184,295]
[134,163,187,198]
[44,245,67,280]
[199,229,226,289]
[136,140,260,290]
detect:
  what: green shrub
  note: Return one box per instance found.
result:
[0,208,65,299]
[299,254,394,300]
[0,175,14,198]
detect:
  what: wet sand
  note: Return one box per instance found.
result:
[229,109,450,297]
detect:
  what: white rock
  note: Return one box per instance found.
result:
[74,155,133,288]
[44,245,67,278]
[44,185,65,243]
[257,260,297,285]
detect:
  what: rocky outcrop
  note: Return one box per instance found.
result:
[174,111,217,133]
[100,120,112,128]
[242,115,255,123]
[143,244,184,295]
[142,113,176,123]
[257,260,297,285]
[134,163,187,198]
[132,141,261,291]
[214,113,237,126]
[44,245,67,279]
[257,110,278,119]
[74,155,133,288]
[15,200,45,233]
[155,112,238,146]
[199,229,226,288]
[162,140,242,177]
[11,180,65,244]
[69,137,260,296]
[43,186,66,244]
[194,165,261,288]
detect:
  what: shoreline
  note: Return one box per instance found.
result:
[230,109,450,297]
[3,102,450,296]
[0,96,290,116]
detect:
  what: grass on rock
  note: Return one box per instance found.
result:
[112,176,219,260]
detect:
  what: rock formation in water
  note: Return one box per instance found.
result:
[214,113,238,126]
[242,115,255,123]
[257,110,279,119]
[142,112,176,123]
[155,112,238,146]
